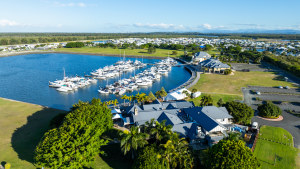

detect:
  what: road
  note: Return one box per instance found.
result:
[252,111,300,149]
[243,87,300,148]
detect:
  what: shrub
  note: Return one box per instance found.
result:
[65,42,84,48]
[258,101,282,118]
[224,69,232,75]
[225,101,254,124]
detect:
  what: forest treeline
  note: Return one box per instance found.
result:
[0,32,299,45]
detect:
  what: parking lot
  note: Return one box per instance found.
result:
[243,86,300,148]
[231,63,270,72]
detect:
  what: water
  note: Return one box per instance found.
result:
[0,53,191,110]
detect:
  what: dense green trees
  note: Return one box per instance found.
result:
[200,95,213,106]
[225,101,254,124]
[121,119,194,169]
[263,53,300,77]
[34,98,112,169]
[205,140,260,169]
[133,146,165,169]
[65,42,84,48]
[120,126,149,159]
[148,46,156,54]
[155,87,168,99]
[148,91,156,101]
[258,101,282,118]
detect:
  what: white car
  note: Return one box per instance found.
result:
[252,122,258,130]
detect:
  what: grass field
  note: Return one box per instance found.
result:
[191,71,296,96]
[0,98,66,168]
[0,98,130,169]
[56,47,184,58]
[254,126,298,169]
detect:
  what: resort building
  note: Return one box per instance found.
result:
[198,58,230,74]
[117,100,236,147]
[193,52,211,62]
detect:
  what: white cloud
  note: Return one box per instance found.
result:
[0,19,21,27]
[133,23,185,30]
[202,23,212,29]
[54,2,86,7]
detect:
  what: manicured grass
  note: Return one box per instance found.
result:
[0,98,66,169]
[191,71,296,96]
[0,98,129,169]
[254,126,298,169]
[55,47,184,58]
[189,93,242,106]
[207,49,220,55]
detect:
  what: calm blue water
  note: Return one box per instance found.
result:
[0,53,191,110]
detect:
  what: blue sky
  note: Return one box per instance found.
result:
[0,0,299,32]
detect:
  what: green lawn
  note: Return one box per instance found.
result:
[254,126,298,169]
[0,98,66,168]
[55,47,184,58]
[191,71,296,96]
[0,98,130,169]
[189,93,242,106]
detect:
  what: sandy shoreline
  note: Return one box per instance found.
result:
[0,50,167,59]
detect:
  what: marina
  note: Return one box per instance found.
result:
[0,53,191,110]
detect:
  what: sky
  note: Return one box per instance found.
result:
[0,0,299,33]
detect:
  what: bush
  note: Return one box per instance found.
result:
[224,69,232,75]
[258,101,282,118]
[225,101,254,124]
[172,51,178,55]
[65,42,84,48]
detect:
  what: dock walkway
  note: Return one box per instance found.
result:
[169,58,201,92]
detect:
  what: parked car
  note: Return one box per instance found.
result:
[278,86,283,89]
[256,91,261,95]
[252,122,258,130]
[284,86,290,89]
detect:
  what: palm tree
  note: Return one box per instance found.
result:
[160,135,193,169]
[121,94,128,105]
[200,95,213,107]
[182,90,191,98]
[145,120,173,144]
[120,126,149,159]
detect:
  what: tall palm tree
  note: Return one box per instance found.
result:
[145,120,173,144]
[160,135,193,169]
[121,94,128,105]
[120,126,149,159]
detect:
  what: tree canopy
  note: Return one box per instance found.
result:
[258,101,282,118]
[65,42,84,48]
[34,98,112,169]
[205,140,260,169]
[225,101,254,124]
[200,95,213,106]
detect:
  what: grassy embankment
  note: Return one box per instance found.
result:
[254,126,298,169]
[189,71,295,106]
[0,98,130,169]
[55,47,185,58]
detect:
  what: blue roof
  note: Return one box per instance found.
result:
[199,59,230,69]
[183,106,231,132]
[158,112,183,126]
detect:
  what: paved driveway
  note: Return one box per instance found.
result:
[243,87,300,148]
[252,111,300,149]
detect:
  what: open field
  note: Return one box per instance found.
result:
[55,47,184,58]
[189,93,242,106]
[254,126,298,169]
[0,98,66,168]
[0,98,128,169]
[191,71,296,96]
